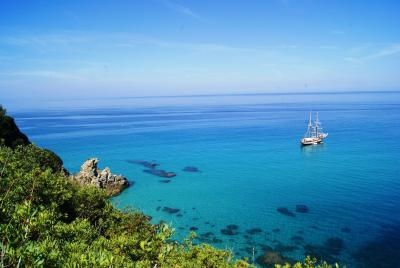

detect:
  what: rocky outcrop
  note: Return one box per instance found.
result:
[0,106,30,148]
[72,158,129,195]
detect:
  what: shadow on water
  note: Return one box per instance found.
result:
[352,224,400,268]
[300,143,325,156]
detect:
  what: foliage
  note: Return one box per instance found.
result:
[275,256,343,268]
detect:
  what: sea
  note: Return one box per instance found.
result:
[6,91,400,267]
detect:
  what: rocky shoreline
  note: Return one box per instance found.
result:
[71,158,129,196]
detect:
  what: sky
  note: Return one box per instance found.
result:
[1,0,400,99]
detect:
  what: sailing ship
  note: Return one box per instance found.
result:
[301,112,328,145]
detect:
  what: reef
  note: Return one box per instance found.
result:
[295,204,309,213]
[182,166,200,172]
[290,235,304,245]
[246,228,263,235]
[144,169,176,178]
[162,207,180,214]
[221,224,239,236]
[277,207,295,217]
[340,227,351,233]
[324,237,344,255]
[274,243,299,253]
[126,159,159,168]
[195,232,223,244]
[352,224,400,267]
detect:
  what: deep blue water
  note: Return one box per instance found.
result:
[7,92,400,267]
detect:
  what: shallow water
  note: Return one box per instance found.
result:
[9,92,400,267]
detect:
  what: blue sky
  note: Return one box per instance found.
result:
[1,0,400,99]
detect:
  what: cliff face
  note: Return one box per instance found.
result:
[1,106,128,195]
[72,158,129,196]
[0,107,30,148]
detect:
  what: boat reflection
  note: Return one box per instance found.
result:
[300,143,325,155]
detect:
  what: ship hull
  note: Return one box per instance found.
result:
[301,138,323,146]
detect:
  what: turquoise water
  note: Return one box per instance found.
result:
[8,92,400,267]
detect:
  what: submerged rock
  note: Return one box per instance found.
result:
[274,243,299,253]
[182,166,200,172]
[341,227,351,233]
[126,159,159,168]
[277,207,295,217]
[352,225,400,268]
[159,179,171,183]
[303,244,341,264]
[295,204,309,213]
[246,228,263,235]
[72,158,129,196]
[195,231,223,244]
[324,237,344,255]
[290,235,304,244]
[162,207,180,214]
[189,226,199,231]
[221,224,239,236]
[144,169,176,178]
[272,228,280,233]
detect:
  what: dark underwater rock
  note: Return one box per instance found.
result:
[272,228,280,233]
[182,166,200,172]
[274,243,299,253]
[189,226,199,231]
[352,225,400,268]
[290,235,304,244]
[221,229,238,235]
[295,204,309,213]
[143,169,176,178]
[126,160,159,168]
[324,237,344,255]
[159,179,171,183]
[246,228,263,235]
[220,224,239,235]
[303,244,341,264]
[162,207,180,214]
[176,213,183,217]
[277,207,295,217]
[195,231,223,244]
[259,244,273,252]
[341,227,351,233]
[226,224,239,230]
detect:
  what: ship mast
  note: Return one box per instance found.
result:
[306,112,312,138]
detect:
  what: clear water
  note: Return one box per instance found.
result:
[8,92,400,267]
